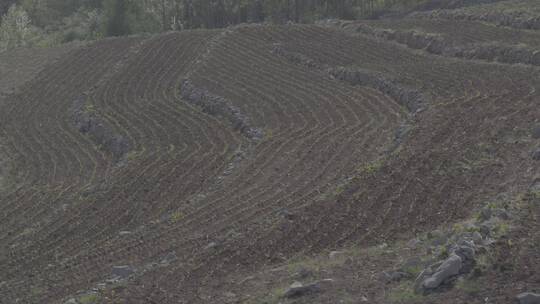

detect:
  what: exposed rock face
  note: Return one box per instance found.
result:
[180,80,263,141]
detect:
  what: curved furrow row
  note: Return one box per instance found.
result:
[0,42,135,241]
[148,25,400,238]
[48,26,408,282]
[0,39,148,262]
[320,91,524,251]
[33,30,326,274]
[5,28,376,292]
[7,30,236,270]
[6,40,129,185]
[188,89,403,274]
[296,24,518,98]
[0,39,131,190]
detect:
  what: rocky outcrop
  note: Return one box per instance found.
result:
[180,80,264,141]
[419,254,463,290]
[414,239,477,293]
[408,197,517,294]
[72,95,130,161]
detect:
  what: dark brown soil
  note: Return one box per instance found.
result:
[0,8,539,304]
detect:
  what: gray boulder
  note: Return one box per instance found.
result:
[112,265,134,278]
[516,292,540,304]
[283,281,321,298]
[204,242,218,250]
[422,254,463,289]
[453,240,476,261]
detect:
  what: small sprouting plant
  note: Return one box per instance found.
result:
[358,159,384,175]
[170,211,185,222]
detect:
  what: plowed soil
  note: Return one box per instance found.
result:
[0,7,539,304]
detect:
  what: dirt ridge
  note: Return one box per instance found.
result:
[410,7,540,30]
[180,79,264,140]
[330,21,540,67]
[272,44,426,113]
[72,94,130,161]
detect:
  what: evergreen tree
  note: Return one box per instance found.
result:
[104,0,129,36]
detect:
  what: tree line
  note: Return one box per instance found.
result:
[1,0,421,49]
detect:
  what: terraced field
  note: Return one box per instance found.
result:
[410,0,540,29]
[364,18,540,47]
[1,4,540,304]
[0,45,76,96]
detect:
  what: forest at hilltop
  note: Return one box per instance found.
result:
[0,0,498,50]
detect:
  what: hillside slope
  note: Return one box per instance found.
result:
[1,4,540,304]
